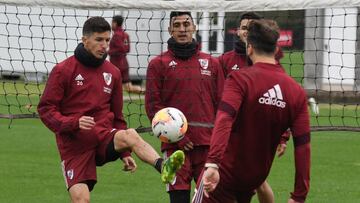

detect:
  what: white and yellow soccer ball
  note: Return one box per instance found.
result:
[152,107,188,143]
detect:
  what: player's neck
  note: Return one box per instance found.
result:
[250,55,276,65]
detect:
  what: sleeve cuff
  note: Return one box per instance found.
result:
[120,151,132,159]
[291,193,306,203]
[205,163,219,169]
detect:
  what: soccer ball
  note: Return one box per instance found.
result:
[152,107,188,143]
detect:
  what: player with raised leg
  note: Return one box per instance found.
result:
[37,16,184,203]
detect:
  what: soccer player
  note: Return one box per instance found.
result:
[219,12,284,76]
[193,19,311,203]
[109,15,143,94]
[219,12,289,203]
[37,16,184,203]
[145,11,225,203]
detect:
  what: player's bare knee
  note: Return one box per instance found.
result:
[114,130,128,149]
[71,195,90,203]
[114,129,141,149]
[69,188,90,203]
[125,128,142,147]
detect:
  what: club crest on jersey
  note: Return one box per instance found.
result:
[199,59,209,69]
[103,72,112,86]
[67,169,74,180]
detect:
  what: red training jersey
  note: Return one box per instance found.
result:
[218,48,284,77]
[109,27,130,72]
[218,48,290,142]
[145,49,225,151]
[38,56,127,159]
[207,62,310,202]
[218,50,248,77]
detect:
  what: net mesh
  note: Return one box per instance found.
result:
[0,4,359,131]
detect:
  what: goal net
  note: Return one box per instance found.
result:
[0,0,359,131]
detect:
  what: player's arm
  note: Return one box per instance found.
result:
[37,65,80,134]
[108,33,129,56]
[145,59,166,120]
[289,90,311,202]
[124,33,130,53]
[203,73,245,193]
[277,129,291,157]
[206,73,245,167]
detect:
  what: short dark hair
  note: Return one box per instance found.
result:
[169,11,193,25]
[82,16,111,36]
[240,12,262,22]
[247,19,279,54]
[112,15,124,26]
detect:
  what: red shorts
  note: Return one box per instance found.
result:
[192,170,255,203]
[60,129,121,191]
[164,146,209,191]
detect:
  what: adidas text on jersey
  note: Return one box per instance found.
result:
[258,84,286,108]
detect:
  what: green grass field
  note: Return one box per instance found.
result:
[1,116,360,202]
[281,50,305,84]
[1,98,360,202]
[0,51,360,202]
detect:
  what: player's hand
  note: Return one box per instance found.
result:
[122,156,137,173]
[202,167,220,197]
[177,136,193,151]
[79,116,95,130]
[287,198,303,203]
[277,143,287,157]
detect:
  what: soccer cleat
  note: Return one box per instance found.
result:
[161,150,185,184]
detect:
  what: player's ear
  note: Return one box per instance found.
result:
[246,43,253,56]
[275,46,279,55]
[243,31,248,40]
[82,36,87,44]
[168,26,173,37]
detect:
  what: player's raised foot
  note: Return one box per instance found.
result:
[161,150,185,184]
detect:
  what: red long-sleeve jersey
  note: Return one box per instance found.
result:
[218,48,284,77]
[218,48,290,143]
[145,49,225,151]
[38,56,127,159]
[108,28,130,74]
[218,50,248,77]
[207,62,310,202]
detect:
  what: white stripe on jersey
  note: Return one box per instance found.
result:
[192,179,205,203]
[61,160,69,189]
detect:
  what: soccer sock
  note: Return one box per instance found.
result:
[154,158,163,173]
[169,190,190,203]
